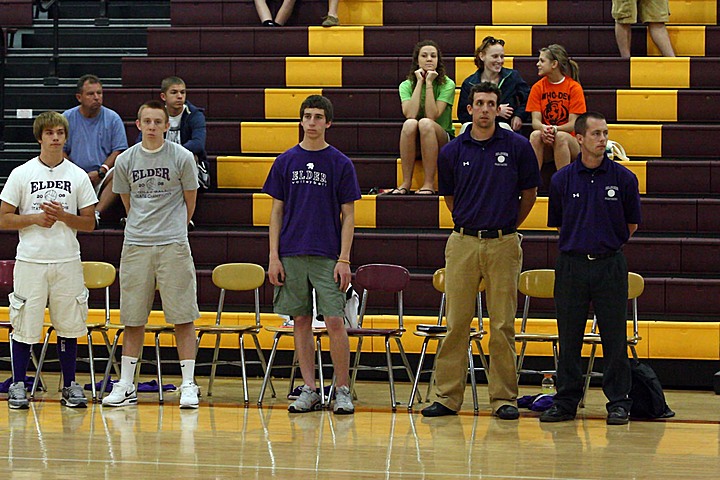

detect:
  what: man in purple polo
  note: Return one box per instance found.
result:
[422,82,541,419]
[263,95,361,415]
[541,111,641,425]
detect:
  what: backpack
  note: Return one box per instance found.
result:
[629,361,675,419]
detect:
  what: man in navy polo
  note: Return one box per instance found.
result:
[541,111,641,425]
[421,82,541,419]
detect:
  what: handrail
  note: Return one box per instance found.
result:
[1,26,6,150]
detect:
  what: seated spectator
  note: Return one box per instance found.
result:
[63,74,128,225]
[526,44,586,172]
[392,40,455,195]
[322,0,340,27]
[139,76,210,191]
[613,0,675,58]
[254,0,296,26]
[457,36,530,133]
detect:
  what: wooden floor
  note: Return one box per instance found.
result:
[1,373,719,479]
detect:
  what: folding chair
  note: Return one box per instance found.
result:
[30,261,118,401]
[195,263,271,404]
[407,268,490,412]
[347,263,415,411]
[515,269,559,379]
[580,272,644,407]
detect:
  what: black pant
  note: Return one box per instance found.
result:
[553,252,632,413]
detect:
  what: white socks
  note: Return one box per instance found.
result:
[120,355,138,385]
[180,359,196,386]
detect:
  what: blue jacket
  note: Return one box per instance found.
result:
[456,67,530,125]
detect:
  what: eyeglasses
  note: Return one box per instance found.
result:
[482,36,505,47]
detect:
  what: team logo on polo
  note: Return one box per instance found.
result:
[494,152,509,167]
[291,162,328,186]
[605,186,619,201]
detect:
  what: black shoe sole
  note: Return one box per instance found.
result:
[540,414,576,422]
[607,417,629,425]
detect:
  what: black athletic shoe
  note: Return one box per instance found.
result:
[607,406,630,425]
[420,402,457,417]
[540,404,576,423]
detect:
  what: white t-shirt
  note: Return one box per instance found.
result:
[166,111,182,145]
[0,157,98,263]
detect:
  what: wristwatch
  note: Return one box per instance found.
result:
[97,167,106,179]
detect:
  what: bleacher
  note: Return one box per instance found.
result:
[2,0,720,387]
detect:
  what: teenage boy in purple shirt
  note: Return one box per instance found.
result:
[422,82,541,419]
[263,95,361,415]
[541,111,642,425]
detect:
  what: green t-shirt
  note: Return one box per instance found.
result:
[399,76,456,134]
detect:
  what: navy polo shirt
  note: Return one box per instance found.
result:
[438,128,541,230]
[548,155,642,255]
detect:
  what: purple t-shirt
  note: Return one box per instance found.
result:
[548,155,642,255]
[262,144,361,259]
[438,128,541,230]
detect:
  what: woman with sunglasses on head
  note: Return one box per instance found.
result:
[457,36,530,133]
[526,44,586,172]
[392,39,455,195]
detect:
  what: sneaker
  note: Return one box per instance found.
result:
[61,381,88,408]
[333,385,355,415]
[288,385,321,413]
[607,406,629,425]
[102,381,137,407]
[179,383,200,409]
[8,381,29,409]
[321,15,339,27]
[539,404,576,423]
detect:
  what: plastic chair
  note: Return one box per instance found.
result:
[407,268,490,413]
[516,269,559,379]
[30,261,118,401]
[347,263,415,411]
[195,263,271,404]
[580,272,644,407]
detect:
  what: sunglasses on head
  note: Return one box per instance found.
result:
[483,37,505,47]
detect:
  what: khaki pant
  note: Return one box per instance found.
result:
[433,231,522,412]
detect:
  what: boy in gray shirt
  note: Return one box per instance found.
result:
[102,100,200,409]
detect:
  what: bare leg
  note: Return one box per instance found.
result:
[324,316,350,387]
[398,119,419,191]
[417,118,448,192]
[293,316,317,388]
[529,130,546,171]
[121,325,146,359]
[96,170,118,215]
[648,22,676,57]
[614,22,632,58]
[553,132,577,171]
[254,0,272,22]
[275,0,297,25]
[175,322,198,361]
[327,0,339,17]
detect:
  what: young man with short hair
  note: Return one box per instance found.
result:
[0,111,97,409]
[102,100,200,409]
[263,95,360,414]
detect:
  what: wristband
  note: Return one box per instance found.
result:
[552,125,558,135]
[100,164,110,172]
[336,258,351,265]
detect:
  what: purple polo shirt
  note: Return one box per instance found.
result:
[548,155,642,255]
[438,128,541,230]
[262,144,361,259]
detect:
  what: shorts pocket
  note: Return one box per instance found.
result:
[8,292,27,327]
[76,288,90,323]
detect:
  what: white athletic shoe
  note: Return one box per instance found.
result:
[179,383,200,409]
[102,381,137,407]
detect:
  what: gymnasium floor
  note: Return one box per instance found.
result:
[1,374,718,479]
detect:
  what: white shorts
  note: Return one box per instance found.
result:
[9,259,89,344]
[119,243,200,327]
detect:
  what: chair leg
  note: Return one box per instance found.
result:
[251,334,275,398]
[239,334,249,405]
[473,338,490,373]
[395,338,416,387]
[257,333,281,406]
[408,337,431,410]
[349,336,364,395]
[31,327,54,399]
[385,337,397,411]
[516,339,529,380]
[87,332,97,402]
[316,335,326,407]
[468,343,479,414]
[101,329,121,378]
[207,334,222,397]
[580,343,598,408]
[98,329,122,402]
[288,349,299,396]
[154,332,164,404]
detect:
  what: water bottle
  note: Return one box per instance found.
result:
[541,373,556,395]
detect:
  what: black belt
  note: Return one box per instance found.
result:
[453,226,517,239]
[564,250,621,261]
